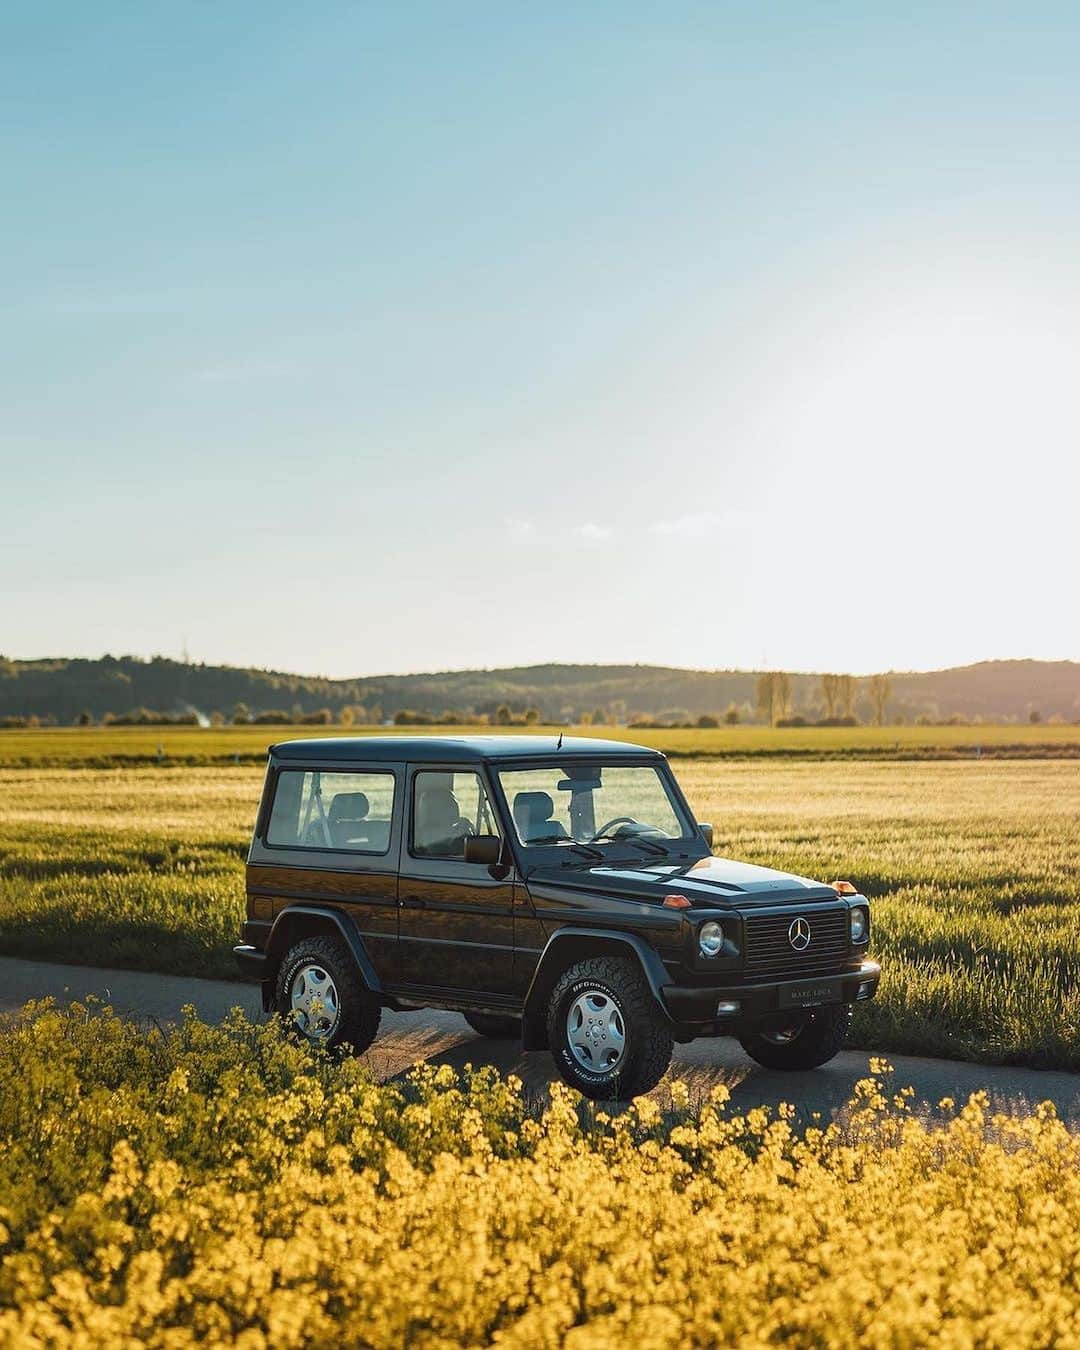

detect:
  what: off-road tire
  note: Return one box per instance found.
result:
[738,1005,851,1071]
[275,934,381,1054]
[463,1011,521,1039]
[546,955,673,1101]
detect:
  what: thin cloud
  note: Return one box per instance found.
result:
[650,509,764,538]
[575,522,613,543]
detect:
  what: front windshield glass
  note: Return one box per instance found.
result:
[497,764,692,846]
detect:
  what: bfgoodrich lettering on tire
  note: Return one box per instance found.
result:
[275,934,381,1055]
[546,955,673,1100]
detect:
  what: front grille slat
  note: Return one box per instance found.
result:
[742,908,849,980]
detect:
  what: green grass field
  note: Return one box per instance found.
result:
[1,758,1076,1069]
[1,720,1078,766]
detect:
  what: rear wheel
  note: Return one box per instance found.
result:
[275,935,381,1054]
[463,1011,521,1039]
[738,1005,851,1070]
[546,956,673,1100]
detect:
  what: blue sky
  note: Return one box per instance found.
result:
[2,2,1077,677]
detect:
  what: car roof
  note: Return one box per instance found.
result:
[269,734,664,764]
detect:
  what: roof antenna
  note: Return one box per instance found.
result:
[556,728,564,751]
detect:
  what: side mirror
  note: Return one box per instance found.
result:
[698,823,714,848]
[464,835,502,866]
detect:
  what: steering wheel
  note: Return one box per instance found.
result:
[589,816,638,842]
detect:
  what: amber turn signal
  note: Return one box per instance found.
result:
[662,894,691,909]
[833,880,857,896]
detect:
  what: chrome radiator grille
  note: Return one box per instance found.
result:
[742,908,849,979]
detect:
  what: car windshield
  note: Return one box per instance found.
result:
[497,763,693,847]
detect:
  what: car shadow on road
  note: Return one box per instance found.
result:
[363,1012,870,1124]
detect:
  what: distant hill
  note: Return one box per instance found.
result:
[1,655,1077,725]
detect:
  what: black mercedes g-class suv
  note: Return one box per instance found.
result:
[234,735,879,1099]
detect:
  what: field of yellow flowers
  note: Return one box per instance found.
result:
[1,1002,1078,1347]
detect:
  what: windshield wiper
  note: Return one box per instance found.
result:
[535,838,603,860]
[622,835,669,857]
[589,830,669,856]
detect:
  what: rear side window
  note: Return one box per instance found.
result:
[267,769,396,854]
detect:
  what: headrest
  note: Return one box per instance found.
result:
[417,788,460,832]
[328,791,369,823]
[513,791,556,828]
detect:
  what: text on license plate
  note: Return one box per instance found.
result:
[779,978,842,1009]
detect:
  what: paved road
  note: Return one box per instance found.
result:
[2,955,1077,1124]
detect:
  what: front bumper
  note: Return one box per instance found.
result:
[661,959,880,1030]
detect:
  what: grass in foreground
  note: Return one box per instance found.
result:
[1,720,1078,766]
[1,1003,1078,1348]
[0,761,1076,1068]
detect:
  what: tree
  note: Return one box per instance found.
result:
[820,674,842,720]
[723,703,740,725]
[339,706,355,727]
[524,707,540,725]
[592,707,608,726]
[495,704,512,726]
[755,672,792,726]
[837,675,858,720]
[696,713,719,728]
[868,674,892,726]
[77,710,93,727]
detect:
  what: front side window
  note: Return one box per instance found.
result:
[411,770,500,858]
[497,764,691,846]
[267,769,396,853]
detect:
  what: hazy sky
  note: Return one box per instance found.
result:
[2,2,1077,677]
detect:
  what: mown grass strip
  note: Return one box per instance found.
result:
[2,721,1079,767]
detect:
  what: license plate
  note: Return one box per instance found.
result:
[779,978,842,1009]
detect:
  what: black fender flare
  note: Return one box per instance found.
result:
[265,904,382,995]
[520,926,674,1050]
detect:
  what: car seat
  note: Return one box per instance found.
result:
[513,791,570,843]
[415,788,473,856]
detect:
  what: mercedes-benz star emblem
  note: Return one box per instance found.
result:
[788,917,811,951]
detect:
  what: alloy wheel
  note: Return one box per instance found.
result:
[566,988,627,1073]
[289,963,341,1040]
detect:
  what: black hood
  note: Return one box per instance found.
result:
[526,853,838,907]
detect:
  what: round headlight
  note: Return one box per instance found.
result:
[850,907,868,943]
[698,921,725,957]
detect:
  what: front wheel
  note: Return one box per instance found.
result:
[546,956,673,1100]
[738,1005,851,1070]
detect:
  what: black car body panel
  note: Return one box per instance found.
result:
[236,735,880,1038]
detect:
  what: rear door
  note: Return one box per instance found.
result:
[396,764,517,997]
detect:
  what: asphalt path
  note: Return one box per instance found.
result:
[2,955,1077,1125]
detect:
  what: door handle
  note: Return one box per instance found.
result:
[400,896,427,909]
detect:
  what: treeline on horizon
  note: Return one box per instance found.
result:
[1,654,1077,729]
